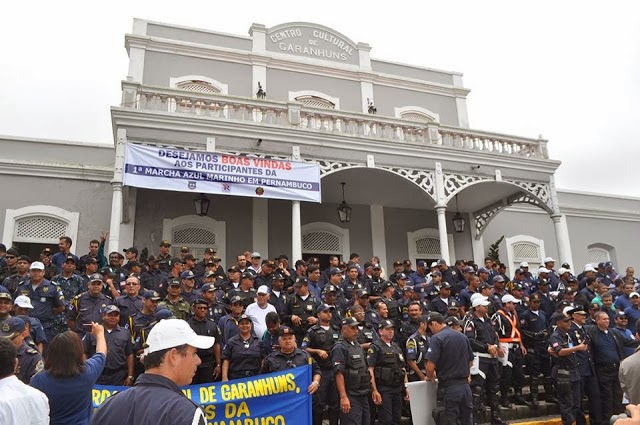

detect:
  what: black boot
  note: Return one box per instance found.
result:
[491,410,509,425]
[500,391,512,408]
[530,377,540,408]
[514,389,529,406]
[544,377,558,403]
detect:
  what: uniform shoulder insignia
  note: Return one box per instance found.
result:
[34,359,44,373]
[367,347,375,354]
[73,294,82,300]
[27,347,39,355]
[406,339,416,349]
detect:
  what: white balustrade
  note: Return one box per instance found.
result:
[120,81,549,159]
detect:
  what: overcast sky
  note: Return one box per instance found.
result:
[2,1,639,196]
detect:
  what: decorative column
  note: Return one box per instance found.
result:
[370,205,388,272]
[291,201,302,262]
[108,128,127,253]
[468,213,485,265]
[433,162,451,263]
[549,175,574,267]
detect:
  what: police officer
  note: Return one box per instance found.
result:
[425,312,474,425]
[464,296,507,425]
[261,325,322,389]
[492,294,527,407]
[67,274,114,335]
[302,304,340,425]
[331,317,372,425]
[3,254,31,294]
[116,275,144,327]
[283,277,320,345]
[0,316,44,384]
[199,283,227,324]
[405,314,429,382]
[367,319,407,425]
[158,278,191,320]
[349,305,378,350]
[84,305,134,385]
[218,296,245,345]
[227,272,257,308]
[156,240,172,273]
[520,292,551,407]
[221,314,263,380]
[380,282,400,327]
[187,299,221,383]
[268,272,289,316]
[549,310,586,425]
[398,301,422,353]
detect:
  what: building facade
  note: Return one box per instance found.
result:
[1,19,638,273]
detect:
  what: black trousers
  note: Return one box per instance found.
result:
[435,383,474,425]
[377,385,403,425]
[340,394,371,425]
[556,377,582,425]
[314,369,339,425]
[595,364,624,423]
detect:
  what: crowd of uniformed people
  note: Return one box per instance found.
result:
[1,234,640,425]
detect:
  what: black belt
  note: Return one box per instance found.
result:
[595,362,619,369]
[102,367,126,375]
[441,378,469,387]
[231,370,258,377]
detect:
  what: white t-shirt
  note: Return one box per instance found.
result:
[245,302,277,338]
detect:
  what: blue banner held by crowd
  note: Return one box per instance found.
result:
[91,365,313,425]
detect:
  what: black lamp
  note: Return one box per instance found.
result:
[452,194,465,233]
[194,193,211,216]
[337,182,352,223]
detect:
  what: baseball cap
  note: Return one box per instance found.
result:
[159,240,171,247]
[241,272,256,280]
[0,317,26,338]
[324,284,338,293]
[616,311,628,319]
[393,260,403,267]
[102,305,120,314]
[378,319,395,330]
[272,272,285,281]
[155,308,174,321]
[123,247,138,254]
[227,266,240,273]
[551,312,571,324]
[431,270,442,277]
[89,273,103,283]
[342,317,359,327]
[538,279,549,286]
[630,292,640,299]
[144,318,215,355]
[279,326,295,336]
[317,304,334,313]
[251,252,261,258]
[200,283,216,292]
[478,267,490,274]
[329,268,342,276]
[544,257,556,263]
[372,263,381,270]
[0,293,12,302]
[204,248,216,254]
[472,297,491,308]
[192,298,210,307]
[445,316,460,327]
[416,260,427,268]
[558,267,569,275]
[14,295,34,309]
[583,265,597,273]
[237,314,252,323]
[169,257,183,267]
[463,266,475,274]
[492,275,505,283]
[257,285,270,295]
[230,295,244,305]
[64,255,76,263]
[180,271,196,280]
[425,312,445,323]
[204,271,216,279]
[397,273,408,280]
[519,262,529,268]
[478,282,492,291]
[538,267,550,274]
[179,246,190,253]
[143,290,161,300]
[168,278,181,287]
[84,257,98,265]
[501,294,521,304]
[29,261,45,271]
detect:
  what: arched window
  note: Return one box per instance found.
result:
[395,106,440,124]
[586,243,616,266]
[169,75,228,94]
[175,80,221,95]
[406,228,456,266]
[505,235,546,274]
[289,90,339,109]
[162,215,226,263]
[301,222,350,259]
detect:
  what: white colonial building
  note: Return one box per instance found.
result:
[1,19,639,274]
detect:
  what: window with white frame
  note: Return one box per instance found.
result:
[162,215,226,263]
[301,222,350,259]
[395,106,440,124]
[406,228,456,265]
[505,235,545,274]
[2,205,79,247]
[586,243,614,265]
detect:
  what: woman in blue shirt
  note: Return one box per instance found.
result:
[31,324,107,425]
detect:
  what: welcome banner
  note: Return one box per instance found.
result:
[92,365,313,425]
[123,144,321,203]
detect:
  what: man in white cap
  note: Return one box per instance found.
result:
[13,295,46,354]
[248,252,262,273]
[91,319,215,425]
[245,285,276,338]
[463,296,507,425]
[492,294,527,407]
[543,257,560,289]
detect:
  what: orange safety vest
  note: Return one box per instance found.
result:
[496,309,522,343]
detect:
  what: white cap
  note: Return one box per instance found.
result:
[251,252,261,258]
[501,294,521,304]
[562,306,575,317]
[538,267,550,274]
[558,267,569,275]
[144,318,215,355]
[584,263,593,270]
[257,285,270,295]
[584,265,596,273]
[430,261,438,268]
[472,296,491,308]
[519,262,529,268]
[29,261,45,270]
[630,292,640,299]
[14,295,34,309]
[470,293,485,304]
[543,257,556,263]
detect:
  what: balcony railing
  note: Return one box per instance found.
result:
[120,81,549,159]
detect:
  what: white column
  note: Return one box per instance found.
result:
[552,213,574,267]
[370,205,387,272]
[108,128,127,253]
[468,213,485,265]
[453,74,469,128]
[253,198,269,258]
[291,201,302,262]
[435,206,451,264]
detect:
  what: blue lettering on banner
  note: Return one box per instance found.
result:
[91,365,312,425]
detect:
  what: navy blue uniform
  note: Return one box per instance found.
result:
[187,316,220,384]
[67,292,114,334]
[405,331,428,381]
[331,339,372,425]
[91,373,207,425]
[15,341,44,384]
[222,334,263,379]
[83,325,132,385]
[549,328,582,425]
[367,340,406,425]
[115,294,143,328]
[426,326,474,425]
[15,280,65,344]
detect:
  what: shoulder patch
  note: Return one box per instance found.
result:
[406,339,416,349]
